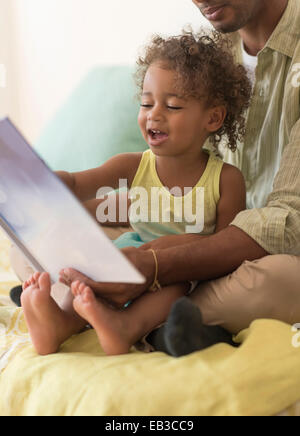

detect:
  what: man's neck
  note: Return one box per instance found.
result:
[238,0,289,56]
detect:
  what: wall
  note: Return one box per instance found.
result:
[1,0,208,142]
[0,0,18,123]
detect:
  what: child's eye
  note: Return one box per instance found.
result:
[167,106,183,110]
[140,104,183,110]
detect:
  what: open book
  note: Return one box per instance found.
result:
[0,118,145,285]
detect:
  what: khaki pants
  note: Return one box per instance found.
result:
[10,227,300,334]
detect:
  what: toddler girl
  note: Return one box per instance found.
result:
[21,30,251,356]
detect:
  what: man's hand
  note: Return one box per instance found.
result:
[59,247,156,308]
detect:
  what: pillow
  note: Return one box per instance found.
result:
[35,66,148,172]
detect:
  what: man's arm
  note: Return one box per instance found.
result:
[60,226,267,309]
[230,118,300,255]
[153,225,268,286]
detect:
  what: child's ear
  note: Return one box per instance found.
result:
[206,106,227,133]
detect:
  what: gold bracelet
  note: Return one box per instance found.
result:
[149,249,162,292]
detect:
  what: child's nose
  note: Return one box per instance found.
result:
[147,105,163,121]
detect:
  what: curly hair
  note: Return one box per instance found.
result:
[135,30,252,152]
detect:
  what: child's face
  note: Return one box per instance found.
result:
[138,63,217,158]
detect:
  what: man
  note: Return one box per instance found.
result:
[11,0,300,356]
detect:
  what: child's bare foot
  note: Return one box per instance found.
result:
[59,266,150,310]
[72,281,134,356]
[22,272,86,355]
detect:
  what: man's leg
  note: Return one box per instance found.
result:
[154,255,300,356]
[191,254,300,334]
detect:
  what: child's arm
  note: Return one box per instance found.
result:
[56,171,76,191]
[83,192,131,226]
[56,152,143,202]
[215,163,246,233]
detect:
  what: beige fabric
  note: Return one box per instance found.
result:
[191,254,300,334]
[218,0,300,255]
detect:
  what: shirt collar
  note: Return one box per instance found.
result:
[266,0,300,58]
[229,0,300,59]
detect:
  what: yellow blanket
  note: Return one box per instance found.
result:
[0,231,300,416]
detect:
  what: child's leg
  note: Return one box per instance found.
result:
[22,272,87,356]
[72,280,190,356]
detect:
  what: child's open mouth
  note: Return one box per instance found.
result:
[148,129,169,146]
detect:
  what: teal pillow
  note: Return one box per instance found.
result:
[35,66,147,172]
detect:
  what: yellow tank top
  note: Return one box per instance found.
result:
[129,150,224,243]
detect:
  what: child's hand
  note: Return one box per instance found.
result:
[55,171,76,191]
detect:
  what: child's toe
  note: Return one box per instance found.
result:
[38,272,51,293]
[83,287,95,304]
[23,280,30,290]
[33,272,41,282]
[71,281,80,296]
[78,282,86,293]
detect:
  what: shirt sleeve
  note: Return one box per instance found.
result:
[230,117,300,255]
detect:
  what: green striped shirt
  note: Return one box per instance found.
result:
[221,0,300,255]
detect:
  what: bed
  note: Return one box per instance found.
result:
[1,67,300,416]
[0,229,300,416]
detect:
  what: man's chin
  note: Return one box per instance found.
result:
[201,7,244,33]
[210,20,242,33]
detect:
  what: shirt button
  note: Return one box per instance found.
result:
[259,88,265,97]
